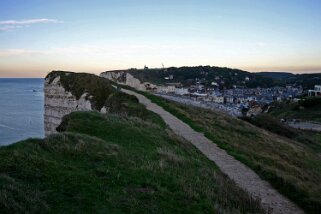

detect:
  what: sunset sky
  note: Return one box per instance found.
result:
[0,0,321,77]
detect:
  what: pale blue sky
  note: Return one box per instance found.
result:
[0,0,321,77]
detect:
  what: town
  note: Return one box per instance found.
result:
[149,82,307,117]
[102,69,321,118]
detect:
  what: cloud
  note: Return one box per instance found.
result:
[0,43,195,58]
[0,18,63,32]
[0,49,51,57]
[0,25,24,32]
[0,18,63,25]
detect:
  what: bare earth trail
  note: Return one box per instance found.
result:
[121,89,304,214]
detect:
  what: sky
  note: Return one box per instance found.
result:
[0,0,321,77]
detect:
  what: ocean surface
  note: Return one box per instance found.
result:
[0,78,44,146]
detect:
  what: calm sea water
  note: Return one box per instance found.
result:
[0,78,44,145]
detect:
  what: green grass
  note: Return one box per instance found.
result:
[0,111,264,213]
[106,91,165,128]
[241,114,321,153]
[139,92,321,214]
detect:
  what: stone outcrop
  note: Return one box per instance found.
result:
[100,71,148,91]
[44,76,93,136]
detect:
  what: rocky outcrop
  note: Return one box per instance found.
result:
[44,76,93,136]
[44,71,117,136]
[100,71,148,91]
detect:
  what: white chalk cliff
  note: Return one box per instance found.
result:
[44,76,93,136]
[100,71,147,91]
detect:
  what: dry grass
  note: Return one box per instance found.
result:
[157,147,185,164]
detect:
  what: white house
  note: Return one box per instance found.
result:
[225,96,234,104]
[156,86,175,93]
[308,85,321,97]
[175,88,189,95]
[213,96,224,103]
[167,86,176,93]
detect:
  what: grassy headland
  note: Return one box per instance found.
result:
[0,112,263,213]
[140,92,321,213]
[0,71,263,213]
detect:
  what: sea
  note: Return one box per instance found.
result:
[0,78,44,146]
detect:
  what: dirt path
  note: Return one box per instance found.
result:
[122,89,304,214]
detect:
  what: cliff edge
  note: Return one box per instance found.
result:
[44,71,112,136]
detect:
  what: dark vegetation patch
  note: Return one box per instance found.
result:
[269,97,321,123]
[241,114,298,139]
[112,66,321,89]
[126,66,280,89]
[299,97,321,109]
[0,174,48,213]
[258,72,321,89]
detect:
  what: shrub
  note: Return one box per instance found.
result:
[241,114,298,139]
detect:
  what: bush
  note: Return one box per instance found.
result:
[299,97,321,108]
[241,114,298,139]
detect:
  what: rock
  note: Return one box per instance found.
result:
[100,71,147,91]
[100,106,107,114]
[44,76,93,136]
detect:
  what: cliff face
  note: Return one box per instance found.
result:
[44,71,116,136]
[44,76,93,136]
[100,71,147,91]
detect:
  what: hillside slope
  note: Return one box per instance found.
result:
[269,97,321,123]
[140,92,321,213]
[0,112,264,213]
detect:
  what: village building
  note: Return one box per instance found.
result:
[213,96,224,103]
[308,85,321,97]
[175,88,189,95]
[156,85,176,93]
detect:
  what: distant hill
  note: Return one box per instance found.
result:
[257,72,294,80]
[109,66,321,90]
[114,66,281,89]
[257,72,321,89]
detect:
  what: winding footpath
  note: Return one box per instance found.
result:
[122,89,304,214]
